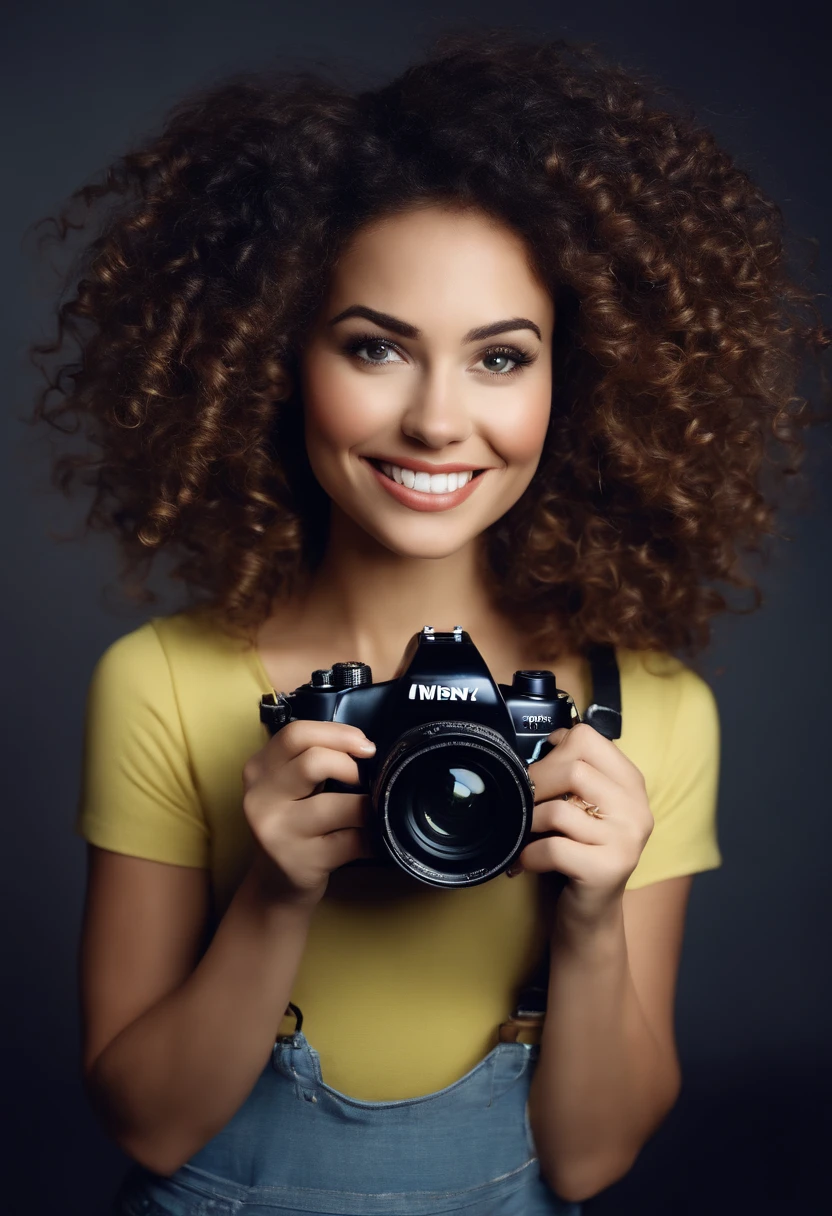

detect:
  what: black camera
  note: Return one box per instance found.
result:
[259,626,581,890]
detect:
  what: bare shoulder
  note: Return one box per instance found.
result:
[79,845,212,1078]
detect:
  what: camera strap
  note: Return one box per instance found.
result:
[498,643,622,1043]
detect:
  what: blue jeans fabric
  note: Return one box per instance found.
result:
[112,1027,581,1215]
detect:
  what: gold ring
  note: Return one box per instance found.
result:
[562,792,605,819]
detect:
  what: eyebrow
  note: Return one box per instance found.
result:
[327,304,542,344]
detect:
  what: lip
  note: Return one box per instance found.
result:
[362,457,488,513]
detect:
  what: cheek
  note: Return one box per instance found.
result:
[302,358,388,454]
[491,384,552,467]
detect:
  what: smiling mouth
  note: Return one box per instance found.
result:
[368,458,486,495]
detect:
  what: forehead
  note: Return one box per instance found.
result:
[324,205,553,330]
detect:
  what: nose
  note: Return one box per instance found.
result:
[399,365,474,449]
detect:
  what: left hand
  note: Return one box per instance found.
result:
[514,723,654,920]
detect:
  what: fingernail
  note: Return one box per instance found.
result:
[358,740,377,754]
[506,862,524,878]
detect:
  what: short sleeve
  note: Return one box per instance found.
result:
[75,621,210,867]
[625,666,723,890]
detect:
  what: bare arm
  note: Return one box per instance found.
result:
[80,844,314,1176]
[79,715,377,1176]
[527,877,689,1202]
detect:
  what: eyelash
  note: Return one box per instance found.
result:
[340,332,537,377]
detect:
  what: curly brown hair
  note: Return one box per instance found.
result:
[25,27,831,663]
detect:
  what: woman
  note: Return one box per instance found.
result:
[31,28,826,1215]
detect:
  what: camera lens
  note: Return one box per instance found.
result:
[374,722,533,887]
[406,757,498,856]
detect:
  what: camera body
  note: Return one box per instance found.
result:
[259,626,580,889]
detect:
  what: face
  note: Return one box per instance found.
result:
[299,203,555,559]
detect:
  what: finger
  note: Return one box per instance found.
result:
[531,798,607,845]
[286,791,369,840]
[515,833,598,879]
[532,754,620,810]
[530,722,640,790]
[319,825,375,871]
[281,745,366,800]
[271,718,375,764]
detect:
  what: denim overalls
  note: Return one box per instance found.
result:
[111,646,622,1216]
[112,1000,579,1216]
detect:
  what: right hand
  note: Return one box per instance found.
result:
[241,720,377,910]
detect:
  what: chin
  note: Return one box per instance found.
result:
[362,519,481,560]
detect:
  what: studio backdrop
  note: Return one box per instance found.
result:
[3,2,830,1214]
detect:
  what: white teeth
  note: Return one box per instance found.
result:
[376,461,478,493]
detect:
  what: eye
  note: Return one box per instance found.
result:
[474,346,536,377]
[340,333,537,377]
[342,334,406,366]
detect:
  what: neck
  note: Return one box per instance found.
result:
[286,508,528,678]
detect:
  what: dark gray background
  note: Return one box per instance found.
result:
[3,2,830,1213]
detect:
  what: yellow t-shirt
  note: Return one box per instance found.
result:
[75,610,722,1100]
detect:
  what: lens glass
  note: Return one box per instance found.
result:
[410,761,495,855]
[384,739,527,877]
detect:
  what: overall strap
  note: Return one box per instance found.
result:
[581,644,623,742]
[498,644,622,1042]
